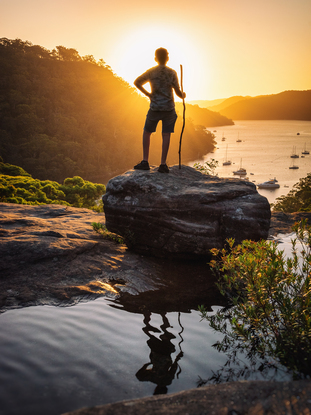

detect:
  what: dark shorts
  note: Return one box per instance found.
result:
[144,109,178,133]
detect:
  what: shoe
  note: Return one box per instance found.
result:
[158,163,169,173]
[134,160,150,170]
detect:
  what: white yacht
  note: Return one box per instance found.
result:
[257,178,280,189]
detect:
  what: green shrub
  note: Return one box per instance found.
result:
[272,173,311,212]
[0,162,105,210]
[200,219,311,381]
[193,159,219,176]
[0,162,31,177]
[92,222,124,244]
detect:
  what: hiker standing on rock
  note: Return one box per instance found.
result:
[134,48,186,173]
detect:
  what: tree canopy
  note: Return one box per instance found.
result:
[272,173,311,212]
[0,38,233,184]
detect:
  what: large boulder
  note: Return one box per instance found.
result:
[103,165,271,259]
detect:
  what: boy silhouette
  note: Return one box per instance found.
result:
[134,48,186,173]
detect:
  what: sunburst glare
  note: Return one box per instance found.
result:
[109,25,209,100]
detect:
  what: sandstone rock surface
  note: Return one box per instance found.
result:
[0,203,162,313]
[63,380,311,415]
[1,202,308,314]
[103,165,271,258]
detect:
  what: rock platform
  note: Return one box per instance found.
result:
[103,165,271,258]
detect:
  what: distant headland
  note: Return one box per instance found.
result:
[190,90,311,121]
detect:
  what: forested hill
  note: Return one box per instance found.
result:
[175,102,233,128]
[0,38,232,184]
[218,90,311,120]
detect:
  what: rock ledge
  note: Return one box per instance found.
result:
[103,165,271,259]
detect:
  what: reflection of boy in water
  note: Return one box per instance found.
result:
[135,312,183,395]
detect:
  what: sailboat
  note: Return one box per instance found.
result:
[236,132,242,142]
[222,145,232,166]
[221,132,226,141]
[289,159,299,169]
[302,143,310,155]
[233,158,247,175]
[290,146,299,158]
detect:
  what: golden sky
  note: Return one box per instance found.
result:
[1,0,311,100]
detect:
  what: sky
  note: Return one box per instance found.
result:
[1,0,311,101]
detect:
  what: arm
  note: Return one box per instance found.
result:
[174,87,186,100]
[134,77,151,99]
[172,71,186,99]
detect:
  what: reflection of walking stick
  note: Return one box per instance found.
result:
[177,312,184,352]
[176,312,184,378]
[178,64,186,169]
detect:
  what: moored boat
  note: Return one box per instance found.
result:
[222,145,232,166]
[257,178,280,189]
[291,146,299,158]
[302,143,310,155]
[233,158,246,175]
[233,167,247,175]
[289,159,299,169]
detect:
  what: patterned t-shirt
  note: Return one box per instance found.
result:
[135,65,180,111]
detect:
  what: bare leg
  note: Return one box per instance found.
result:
[143,130,151,161]
[161,133,171,165]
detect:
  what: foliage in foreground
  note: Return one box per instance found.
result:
[193,159,219,176]
[200,220,311,382]
[0,162,105,210]
[92,222,124,244]
[272,173,311,212]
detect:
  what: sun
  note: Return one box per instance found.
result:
[107,25,208,101]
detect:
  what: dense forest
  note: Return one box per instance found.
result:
[0,38,233,184]
[218,90,311,120]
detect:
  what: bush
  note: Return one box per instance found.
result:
[0,162,31,177]
[92,222,124,244]
[200,219,311,381]
[272,173,311,212]
[0,162,105,210]
[193,159,219,176]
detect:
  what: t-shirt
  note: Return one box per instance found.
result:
[135,65,180,111]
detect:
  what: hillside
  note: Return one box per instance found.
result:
[219,90,311,120]
[208,96,251,112]
[190,96,250,112]
[0,38,233,184]
[175,103,234,127]
[188,98,226,108]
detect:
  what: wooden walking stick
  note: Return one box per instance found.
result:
[178,64,186,169]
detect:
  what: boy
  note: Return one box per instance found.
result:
[134,48,186,173]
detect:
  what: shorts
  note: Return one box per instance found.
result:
[144,109,178,133]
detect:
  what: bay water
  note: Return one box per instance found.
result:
[190,120,311,204]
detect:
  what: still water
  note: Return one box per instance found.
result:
[0,253,292,415]
[2,120,309,415]
[193,120,311,204]
[0,300,225,415]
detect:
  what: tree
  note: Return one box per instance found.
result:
[272,173,311,212]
